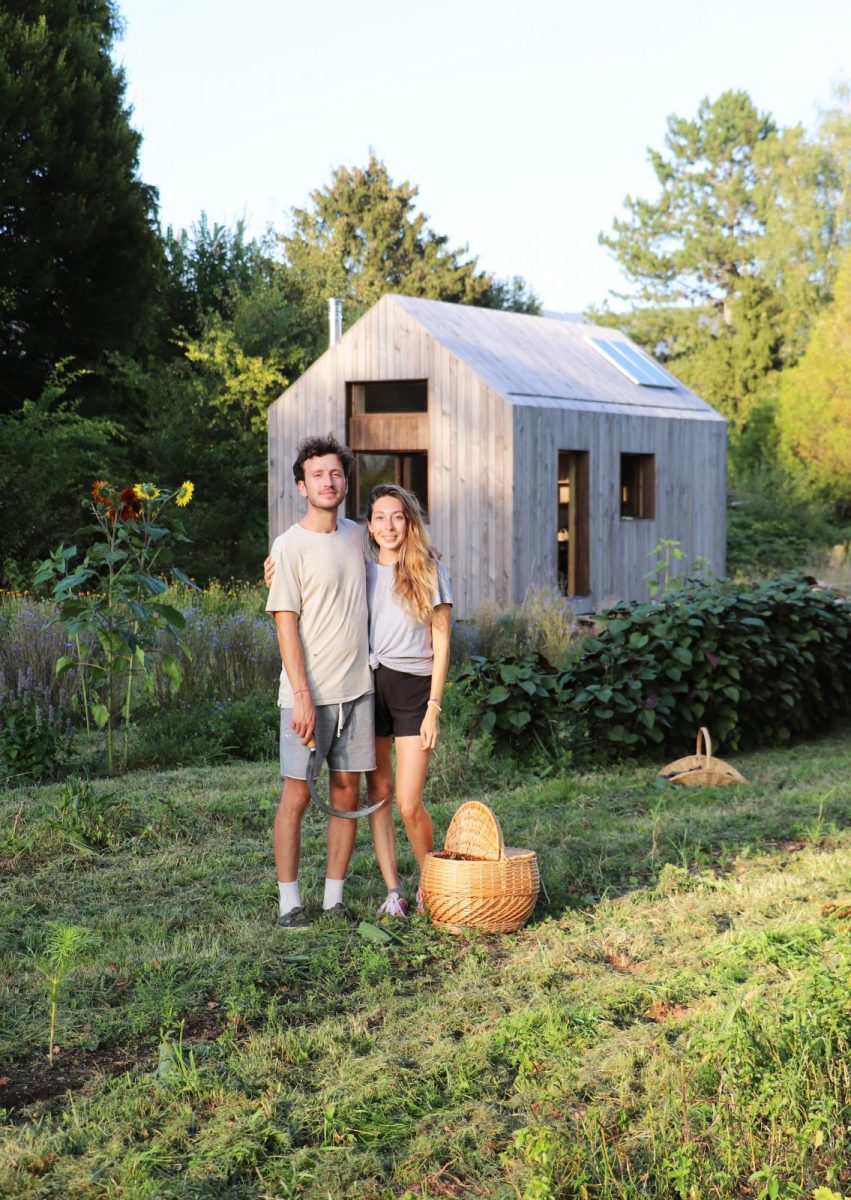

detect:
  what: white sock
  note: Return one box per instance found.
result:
[278,880,302,916]
[323,877,344,910]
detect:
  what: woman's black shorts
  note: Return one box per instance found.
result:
[373,663,432,737]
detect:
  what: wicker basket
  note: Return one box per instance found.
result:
[658,726,746,787]
[421,801,539,933]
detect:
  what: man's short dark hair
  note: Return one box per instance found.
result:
[293,434,356,483]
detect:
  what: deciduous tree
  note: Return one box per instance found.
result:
[777,251,851,507]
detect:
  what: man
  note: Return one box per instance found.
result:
[265,434,375,928]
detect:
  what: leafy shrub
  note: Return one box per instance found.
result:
[454,654,577,765]
[726,472,848,575]
[217,695,279,760]
[150,608,279,706]
[128,693,278,769]
[0,668,73,781]
[562,574,851,754]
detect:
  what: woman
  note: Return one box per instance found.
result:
[365,484,452,917]
[264,483,451,915]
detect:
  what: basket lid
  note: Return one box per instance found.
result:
[443,801,504,861]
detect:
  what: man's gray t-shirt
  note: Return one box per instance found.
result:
[266,518,372,707]
[366,558,453,676]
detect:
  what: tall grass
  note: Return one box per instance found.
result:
[1,585,279,715]
[452,584,586,669]
[0,594,80,710]
[4,580,588,718]
[150,608,279,706]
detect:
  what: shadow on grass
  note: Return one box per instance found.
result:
[444,722,851,917]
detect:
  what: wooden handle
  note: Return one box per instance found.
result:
[696,727,712,762]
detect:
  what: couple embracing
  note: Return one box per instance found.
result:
[264,434,452,928]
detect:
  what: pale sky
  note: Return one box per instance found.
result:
[115,0,850,313]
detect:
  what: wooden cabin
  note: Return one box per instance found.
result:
[267,294,727,617]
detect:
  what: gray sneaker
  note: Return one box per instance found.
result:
[321,902,354,923]
[276,906,311,930]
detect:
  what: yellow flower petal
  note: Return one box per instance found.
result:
[176,480,195,507]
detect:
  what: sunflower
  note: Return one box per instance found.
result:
[118,486,143,521]
[91,480,110,504]
[176,480,195,508]
[133,482,161,500]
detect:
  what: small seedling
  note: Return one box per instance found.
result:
[36,922,99,1064]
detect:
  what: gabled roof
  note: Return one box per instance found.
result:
[389,294,722,420]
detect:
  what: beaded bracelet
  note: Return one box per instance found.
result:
[427,699,442,712]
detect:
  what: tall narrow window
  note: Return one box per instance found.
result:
[620,453,655,519]
[558,451,590,596]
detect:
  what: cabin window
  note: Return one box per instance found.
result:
[354,452,428,519]
[557,451,590,596]
[620,453,655,519]
[351,381,428,414]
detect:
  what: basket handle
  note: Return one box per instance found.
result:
[696,726,712,763]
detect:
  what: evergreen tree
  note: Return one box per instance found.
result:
[598,90,851,452]
[0,0,161,411]
[280,154,539,331]
[161,215,263,340]
[600,91,776,324]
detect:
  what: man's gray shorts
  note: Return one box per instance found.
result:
[279,693,376,780]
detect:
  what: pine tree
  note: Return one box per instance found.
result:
[280,154,538,329]
[598,90,851,452]
[0,1,161,410]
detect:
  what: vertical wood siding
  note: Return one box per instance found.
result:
[511,405,726,610]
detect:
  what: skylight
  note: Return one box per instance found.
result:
[587,338,676,389]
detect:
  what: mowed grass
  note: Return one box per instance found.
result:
[1,727,851,1199]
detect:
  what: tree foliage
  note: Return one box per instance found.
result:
[776,250,851,507]
[0,0,162,411]
[598,89,851,464]
[0,366,126,586]
[281,154,539,327]
[600,91,777,322]
[161,215,263,339]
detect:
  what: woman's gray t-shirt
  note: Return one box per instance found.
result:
[366,558,453,676]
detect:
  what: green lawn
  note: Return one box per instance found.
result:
[1,729,850,1199]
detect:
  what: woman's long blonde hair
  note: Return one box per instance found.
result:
[367,484,438,624]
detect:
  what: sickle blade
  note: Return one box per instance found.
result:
[305,743,388,820]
